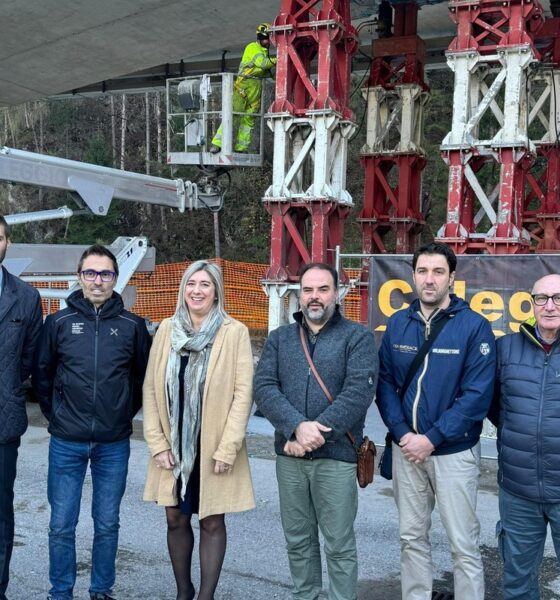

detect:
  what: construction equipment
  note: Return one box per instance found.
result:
[5,236,153,311]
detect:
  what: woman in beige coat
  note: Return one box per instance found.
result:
[143,260,255,600]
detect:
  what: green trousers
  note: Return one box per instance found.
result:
[276,456,358,600]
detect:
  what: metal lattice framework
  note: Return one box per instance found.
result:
[263,0,357,329]
[523,17,560,251]
[358,4,429,256]
[436,0,553,254]
[356,3,429,322]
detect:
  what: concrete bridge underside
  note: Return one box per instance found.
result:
[2,0,555,106]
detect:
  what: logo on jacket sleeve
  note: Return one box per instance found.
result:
[71,322,84,335]
[479,342,490,356]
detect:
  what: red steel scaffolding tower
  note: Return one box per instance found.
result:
[357,2,429,322]
[263,0,357,328]
[435,0,560,254]
[358,3,428,256]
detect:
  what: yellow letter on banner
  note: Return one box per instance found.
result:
[378,279,412,321]
[470,291,504,322]
[453,280,466,300]
[509,292,533,333]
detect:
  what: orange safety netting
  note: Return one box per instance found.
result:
[129,260,362,330]
[35,260,362,331]
[130,259,269,330]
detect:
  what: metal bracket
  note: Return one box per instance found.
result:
[68,176,114,215]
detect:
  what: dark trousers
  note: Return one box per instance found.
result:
[0,439,20,600]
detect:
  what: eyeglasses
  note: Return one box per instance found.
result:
[531,294,560,306]
[80,269,116,282]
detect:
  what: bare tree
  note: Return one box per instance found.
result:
[120,94,127,170]
[155,93,162,169]
[5,109,16,146]
[38,101,44,153]
[145,92,151,175]
[24,103,40,152]
[144,92,152,217]
[2,109,7,146]
[155,92,167,230]
[110,95,117,168]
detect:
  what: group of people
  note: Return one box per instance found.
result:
[0,209,559,600]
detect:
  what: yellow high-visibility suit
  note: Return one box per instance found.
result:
[212,40,276,152]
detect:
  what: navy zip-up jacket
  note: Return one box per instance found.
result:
[491,321,560,502]
[376,295,495,455]
[0,266,43,443]
[33,290,151,443]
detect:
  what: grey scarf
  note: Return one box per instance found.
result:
[166,308,223,500]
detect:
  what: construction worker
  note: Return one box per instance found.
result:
[210,23,276,154]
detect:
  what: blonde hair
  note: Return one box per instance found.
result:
[174,260,227,326]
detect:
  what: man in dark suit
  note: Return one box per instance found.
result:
[0,215,43,600]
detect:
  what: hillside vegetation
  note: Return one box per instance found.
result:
[0,70,454,262]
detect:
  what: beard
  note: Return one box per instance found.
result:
[419,286,449,308]
[302,300,336,325]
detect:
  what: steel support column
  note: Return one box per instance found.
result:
[359,3,428,255]
[358,3,428,322]
[263,0,357,329]
[437,0,544,254]
[523,17,560,251]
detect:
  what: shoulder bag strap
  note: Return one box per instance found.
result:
[398,313,451,401]
[299,326,357,446]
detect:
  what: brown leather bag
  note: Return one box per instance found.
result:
[299,326,376,488]
[356,436,376,488]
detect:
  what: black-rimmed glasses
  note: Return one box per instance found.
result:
[80,269,116,282]
[531,294,560,306]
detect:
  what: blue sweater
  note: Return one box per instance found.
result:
[376,295,496,455]
[492,322,560,502]
[254,309,378,463]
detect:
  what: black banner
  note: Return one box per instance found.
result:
[368,254,560,341]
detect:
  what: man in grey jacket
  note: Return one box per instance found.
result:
[0,215,43,600]
[254,262,378,600]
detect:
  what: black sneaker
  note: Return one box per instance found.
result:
[90,594,116,600]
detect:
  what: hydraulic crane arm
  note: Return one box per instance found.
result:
[0,146,222,215]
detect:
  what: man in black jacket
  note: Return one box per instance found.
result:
[33,245,151,600]
[0,216,43,600]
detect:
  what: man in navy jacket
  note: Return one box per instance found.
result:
[490,274,560,599]
[0,215,43,600]
[377,243,495,600]
[34,244,150,600]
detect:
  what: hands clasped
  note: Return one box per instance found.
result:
[399,432,434,464]
[283,421,332,456]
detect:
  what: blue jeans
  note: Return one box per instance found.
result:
[498,487,560,600]
[47,436,130,600]
[0,439,19,600]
